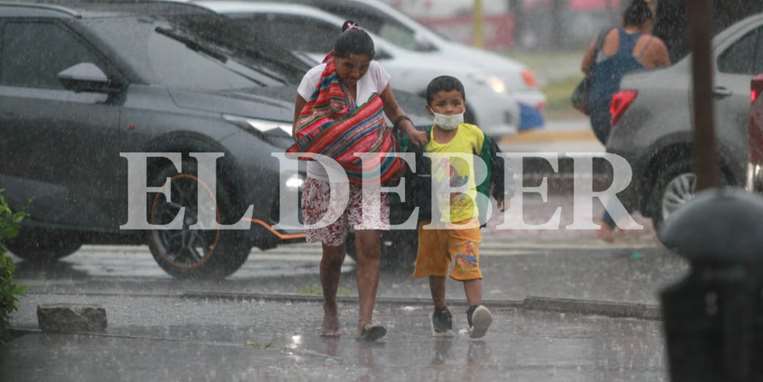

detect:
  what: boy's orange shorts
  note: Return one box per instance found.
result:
[414,220,482,281]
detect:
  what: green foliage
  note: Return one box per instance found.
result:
[0,190,25,341]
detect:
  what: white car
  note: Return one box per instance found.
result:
[255,0,547,131]
[183,1,523,137]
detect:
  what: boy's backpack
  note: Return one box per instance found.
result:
[476,135,506,225]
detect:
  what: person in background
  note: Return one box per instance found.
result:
[581,0,670,241]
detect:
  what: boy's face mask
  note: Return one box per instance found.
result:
[432,112,464,131]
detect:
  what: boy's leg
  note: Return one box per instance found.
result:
[354,229,382,333]
[320,243,345,336]
[429,276,453,336]
[417,223,452,336]
[447,223,492,339]
[463,279,483,306]
[429,276,447,310]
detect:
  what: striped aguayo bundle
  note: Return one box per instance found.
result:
[286,54,402,185]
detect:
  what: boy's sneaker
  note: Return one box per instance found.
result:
[431,307,454,336]
[466,305,492,339]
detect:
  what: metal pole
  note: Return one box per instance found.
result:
[473,0,484,48]
[687,0,720,190]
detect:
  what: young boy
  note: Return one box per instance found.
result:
[414,75,496,339]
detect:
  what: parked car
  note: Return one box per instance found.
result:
[184,1,521,138]
[275,0,547,131]
[606,14,763,230]
[0,1,428,277]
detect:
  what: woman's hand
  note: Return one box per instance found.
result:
[401,119,428,147]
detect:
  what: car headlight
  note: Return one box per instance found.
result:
[467,73,507,94]
[223,114,292,136]
[286,174,304,190]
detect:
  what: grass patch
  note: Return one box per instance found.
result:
[542,74,586,120]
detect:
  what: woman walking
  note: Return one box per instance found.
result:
[291,21,427,341]
[581,0,670,240]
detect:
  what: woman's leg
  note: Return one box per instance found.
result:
[354,229,382,331]
[320,243,345,336]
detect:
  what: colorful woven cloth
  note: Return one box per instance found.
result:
[287,54,402,185]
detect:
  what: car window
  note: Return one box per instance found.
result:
[230,14,338,54]
[718,28,760,75]
[0,22,103,89]
[377,22,418,51]
[84,17,291,91]
[314,3,422,51]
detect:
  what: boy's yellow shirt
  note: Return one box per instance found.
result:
[424,123,485,224]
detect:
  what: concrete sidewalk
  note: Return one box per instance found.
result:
[4,294,667,382]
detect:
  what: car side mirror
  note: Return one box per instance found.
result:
[58,63,122,94]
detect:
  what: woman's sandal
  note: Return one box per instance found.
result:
[356,323,387,342]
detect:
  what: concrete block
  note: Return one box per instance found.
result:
[37,304,107,333]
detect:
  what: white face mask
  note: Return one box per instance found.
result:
[432,112,464,131]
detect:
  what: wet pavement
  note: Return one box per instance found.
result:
[5,295,666,382]
[4,239,681,381]
[3,190,681,380]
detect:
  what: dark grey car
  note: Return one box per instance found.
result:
[0,1,428,278]
[606,13,763,230]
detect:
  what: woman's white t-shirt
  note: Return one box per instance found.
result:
[296,60,391,181]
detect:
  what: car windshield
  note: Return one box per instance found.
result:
[312,2,438,52]
[83,15,306,91]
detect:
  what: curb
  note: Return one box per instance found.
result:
[23,291,660,321]
[181,292,661,321]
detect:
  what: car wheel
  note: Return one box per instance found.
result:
[649,158,736,234]
[649,160,696,233]
[345,230,418,270]
[5,229,82,263]
[146,160,251,280]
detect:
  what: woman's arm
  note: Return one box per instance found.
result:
[379,85,428,146]
[581,38,598,75]
[293,95,306,136]
[651,38,672,68]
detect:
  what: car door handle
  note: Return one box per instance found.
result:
[713,86,733,99]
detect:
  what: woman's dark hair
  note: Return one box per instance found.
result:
[334,20,375,59]
[425,75,466,106]
[623,0,653,27]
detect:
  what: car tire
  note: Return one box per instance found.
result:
[5,229,82,263]
[649,159,696,234]
[648,159,734,235]
[345,230,418,270]
[146,159,252,280]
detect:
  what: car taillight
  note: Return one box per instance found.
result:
[751,74,763,103]
[610,90,638,126]
[521,69,538,89]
